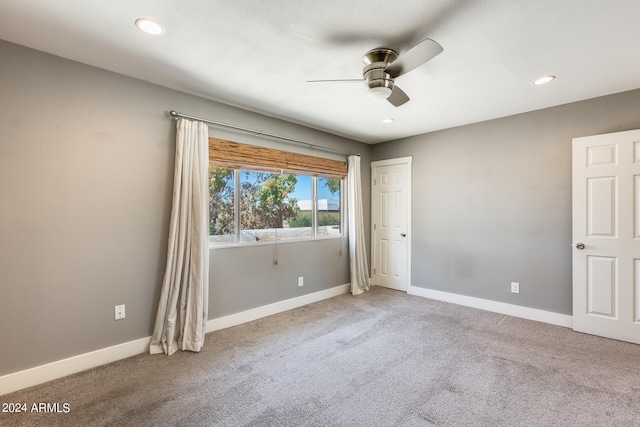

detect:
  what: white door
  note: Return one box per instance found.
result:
[371,157,411,291]
[572,129,640,344]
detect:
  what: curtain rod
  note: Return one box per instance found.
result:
[169,110,357,157]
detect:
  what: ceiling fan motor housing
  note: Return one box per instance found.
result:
[362,48,398,99]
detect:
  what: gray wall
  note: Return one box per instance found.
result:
[0,40,370,376]
[372,89,640,315]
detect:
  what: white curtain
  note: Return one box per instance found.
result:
[150,118,210,355]
[347,155,371,295]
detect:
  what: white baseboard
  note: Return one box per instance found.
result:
[408,285,573,328]
[206,283,351,333]
[0,337,150,397]
[0,283,351,397]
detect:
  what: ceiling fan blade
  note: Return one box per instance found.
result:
[386,38,443,78]
[387,86,410,107]
[306,79,364,83]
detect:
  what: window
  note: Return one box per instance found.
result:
[207,138,347,245]
[209,167,342,245]
[209,167,235,242]
[317,177,341,237]
[239,170,313,241]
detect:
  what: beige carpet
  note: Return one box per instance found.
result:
[2,287,640,426]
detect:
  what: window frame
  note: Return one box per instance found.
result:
[209,168,344,248]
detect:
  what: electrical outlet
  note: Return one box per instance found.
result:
[298,276,304,287]
[511,282,520,294]
[115,304,126,320]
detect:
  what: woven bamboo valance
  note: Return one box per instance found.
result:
[209,138,347,178]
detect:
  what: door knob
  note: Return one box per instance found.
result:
[575,242,585,250]
[400,233,406,237]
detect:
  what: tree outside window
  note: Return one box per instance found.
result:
[209,167,341,243]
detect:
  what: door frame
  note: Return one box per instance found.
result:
[371,156,412,292]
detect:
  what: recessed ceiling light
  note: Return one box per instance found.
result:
[533,75,556,85]
[135,18,165,35]
[382,118,395,124]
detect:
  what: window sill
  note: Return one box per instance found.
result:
[209,234,343,250]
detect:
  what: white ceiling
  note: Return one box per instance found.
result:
[1,1,640,144]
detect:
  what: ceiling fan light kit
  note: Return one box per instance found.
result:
[367,85,393,99]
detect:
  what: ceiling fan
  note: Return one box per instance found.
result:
[308,38,443,107]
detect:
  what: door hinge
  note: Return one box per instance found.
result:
[373,268,376,275]
[374,224,376,230]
